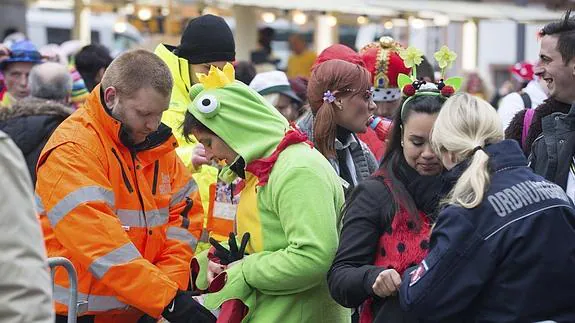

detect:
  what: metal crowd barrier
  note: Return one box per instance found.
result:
[47,257,79,323]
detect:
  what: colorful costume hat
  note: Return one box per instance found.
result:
[0,40,43,71]
[360,36,411,102]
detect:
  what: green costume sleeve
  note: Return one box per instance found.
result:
[241,166,343,295]
[192,249,210,290]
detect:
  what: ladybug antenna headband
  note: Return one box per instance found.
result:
[398,45,462,119]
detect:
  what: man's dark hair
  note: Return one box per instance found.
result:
[234,61,256,85]
[541,9,575,64]
[260,27,275,40]
[258,27,275,55]
[74,44,113,91]
[417,55,435,82]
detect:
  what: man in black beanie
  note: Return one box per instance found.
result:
[154,14,235,249]
[156,14,235,126]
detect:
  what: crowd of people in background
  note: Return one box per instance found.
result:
[1,8,575,323]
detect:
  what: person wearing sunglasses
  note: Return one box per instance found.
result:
[0,40,43,108]
[301,59,378,195]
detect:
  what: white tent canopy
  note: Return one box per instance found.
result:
[368,0,562,23]
[32,0,565,23]
[211,0,563,23]
[211,0,399,16]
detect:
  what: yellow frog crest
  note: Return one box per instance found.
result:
[196,63,235,90]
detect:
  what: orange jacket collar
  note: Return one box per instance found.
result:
[85,85,124,147]
[85,85,178,166]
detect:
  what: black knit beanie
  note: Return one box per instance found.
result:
[175,14,236,64]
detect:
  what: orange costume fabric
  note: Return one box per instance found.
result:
[35,86,204,322]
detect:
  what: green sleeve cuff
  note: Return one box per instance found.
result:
[193,249,210,290]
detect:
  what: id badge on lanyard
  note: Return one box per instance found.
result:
[213,181,239,221]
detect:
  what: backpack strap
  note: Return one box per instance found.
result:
[521,108,536,151]
[519,91,532,109]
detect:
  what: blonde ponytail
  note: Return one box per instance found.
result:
[450,149,491,208]
[431,93,504,209]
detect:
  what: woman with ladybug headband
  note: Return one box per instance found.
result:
[328,46,459,323]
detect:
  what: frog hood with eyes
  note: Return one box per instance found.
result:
[187,63,292,174]
[188,64,349,323]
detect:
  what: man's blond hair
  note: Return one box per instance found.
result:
[101,49,173,98]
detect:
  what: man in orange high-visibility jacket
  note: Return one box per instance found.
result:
[35,50,215,323]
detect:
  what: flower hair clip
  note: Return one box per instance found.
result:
[323,90,336,103]
[367,87,375,97]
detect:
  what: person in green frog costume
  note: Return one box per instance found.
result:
[182,63,350,323]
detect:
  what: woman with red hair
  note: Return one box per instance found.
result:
[298,59,377,192]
